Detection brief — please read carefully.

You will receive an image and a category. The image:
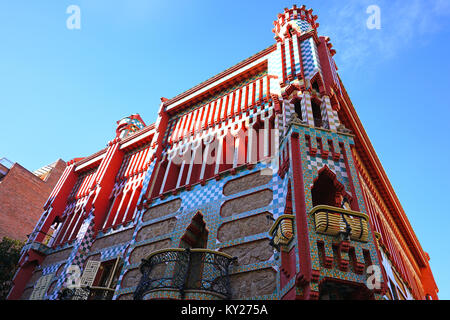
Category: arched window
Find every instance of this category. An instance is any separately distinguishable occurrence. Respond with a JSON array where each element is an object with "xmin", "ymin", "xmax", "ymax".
[
  {"xmin": 311, "ymin": 98, "xmax": 323, "ymax": 128},
  {"xmin": 310, "ymin": 73, "xmax": 325, "ymax": 96},
  {"xmin": 293, "ymin": 99, "xmax": 303, "ymax": 120},
  {"xmin": 312, "ymin": 81, "xmax": 321, "ymax": 94},
  {"xmin": 311, "ymin": 166, "xmax": 351, "ymax": 209}
]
